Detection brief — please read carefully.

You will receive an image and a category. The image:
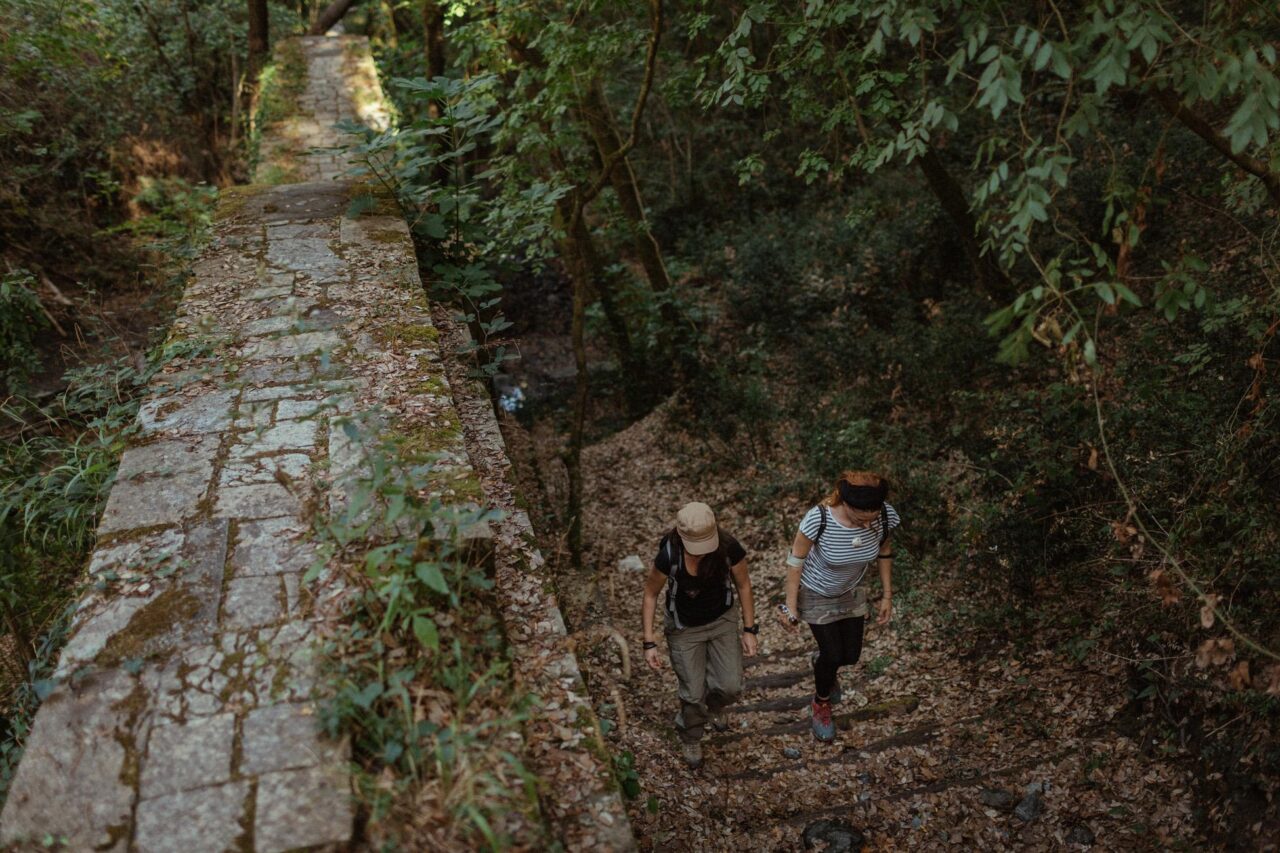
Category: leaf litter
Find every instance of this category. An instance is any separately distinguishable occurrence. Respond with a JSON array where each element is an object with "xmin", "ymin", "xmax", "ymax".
[{"xmin": 551, "ymin": 402, "xmax": 1210, "ymax": 851}]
